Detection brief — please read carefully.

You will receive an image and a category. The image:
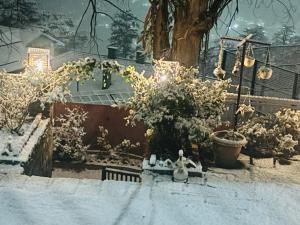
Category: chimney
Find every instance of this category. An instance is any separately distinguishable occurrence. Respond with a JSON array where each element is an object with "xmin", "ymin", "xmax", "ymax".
[
  {"xmin": 107, "ymin": 46, "xmax": 118, "ymax": 59},
  {"xmin": 136, "ymin": 51, "xmax": 145, "ymax": 64}
]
